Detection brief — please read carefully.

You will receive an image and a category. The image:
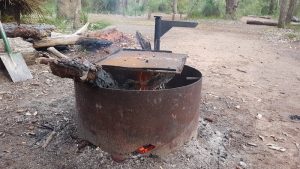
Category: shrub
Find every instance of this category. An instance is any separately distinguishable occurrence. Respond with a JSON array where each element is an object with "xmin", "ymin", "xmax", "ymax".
[{"xmin": 201, "ymin": 0, "xmax": 220, "ymax": 17}]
